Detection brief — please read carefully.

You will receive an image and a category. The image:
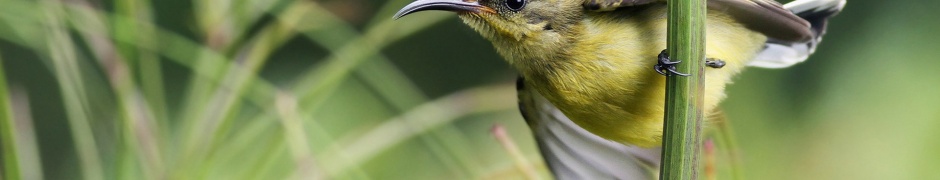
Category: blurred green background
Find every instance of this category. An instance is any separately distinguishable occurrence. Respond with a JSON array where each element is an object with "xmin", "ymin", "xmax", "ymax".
[{"xmin": 0, "ymin": 0, "xmax": 938, "ymax": 179}]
